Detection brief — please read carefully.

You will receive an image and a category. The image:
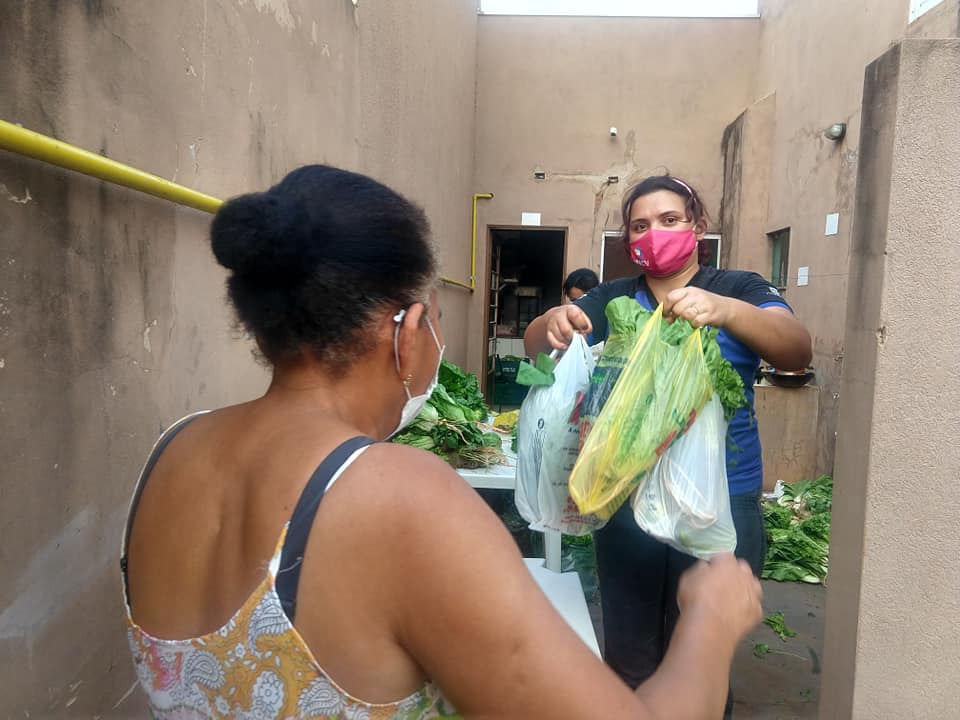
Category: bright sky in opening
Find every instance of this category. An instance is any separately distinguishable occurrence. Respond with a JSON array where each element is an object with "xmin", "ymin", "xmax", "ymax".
[{"xmin": 479, "ymin": 0, "xmax": 759, "ymax": 17}]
